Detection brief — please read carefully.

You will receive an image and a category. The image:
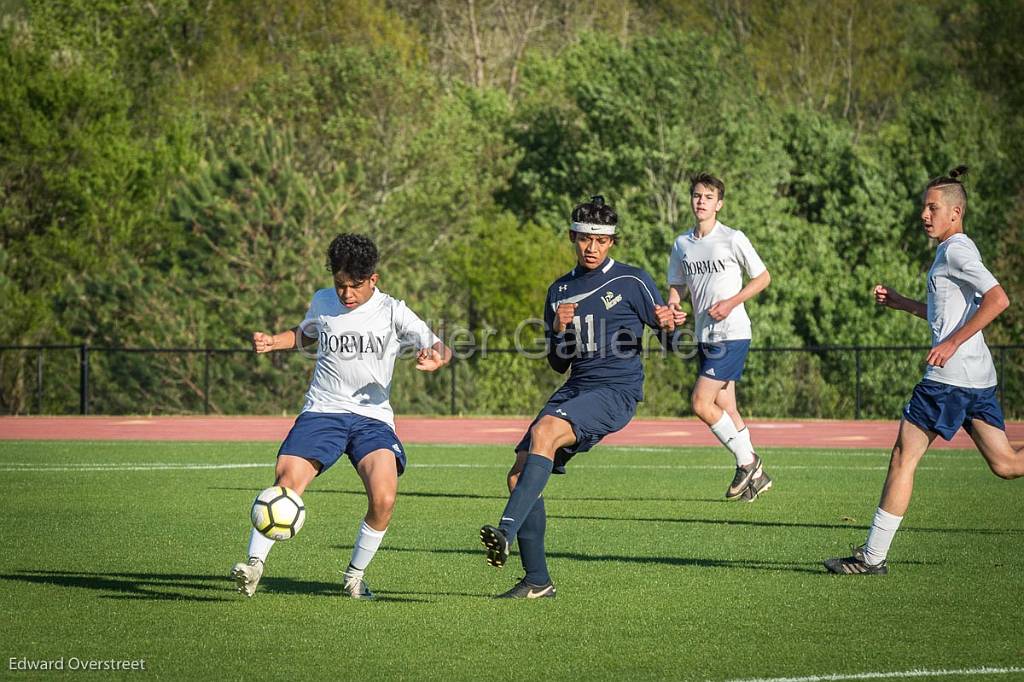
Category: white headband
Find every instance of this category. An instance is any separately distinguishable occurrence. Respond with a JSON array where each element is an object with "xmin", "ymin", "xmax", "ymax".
[{"xmin": 570, "ymin": 222, "xmax": 616, "ymax": 235}]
